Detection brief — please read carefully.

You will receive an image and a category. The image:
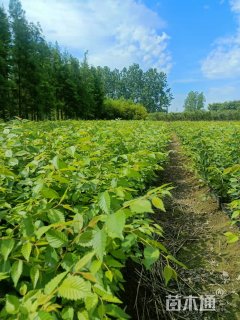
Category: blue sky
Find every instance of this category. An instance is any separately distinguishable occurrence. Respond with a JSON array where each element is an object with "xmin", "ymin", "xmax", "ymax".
[{"xmin": 1, "ymin": 0, "xmax": 240, "ymax": 111}]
